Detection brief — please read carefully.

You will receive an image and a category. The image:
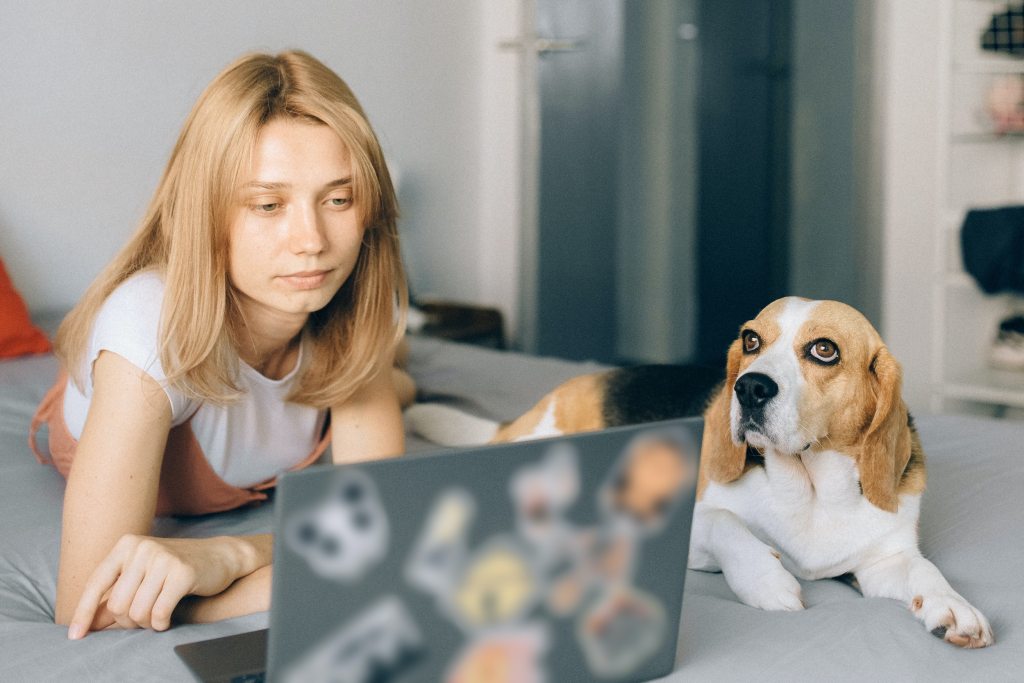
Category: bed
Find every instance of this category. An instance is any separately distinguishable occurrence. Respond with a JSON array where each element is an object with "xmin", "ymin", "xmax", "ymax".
[{"xmin": 2, "ymin": 312, "xmax": 1022, "ymax": 682}]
